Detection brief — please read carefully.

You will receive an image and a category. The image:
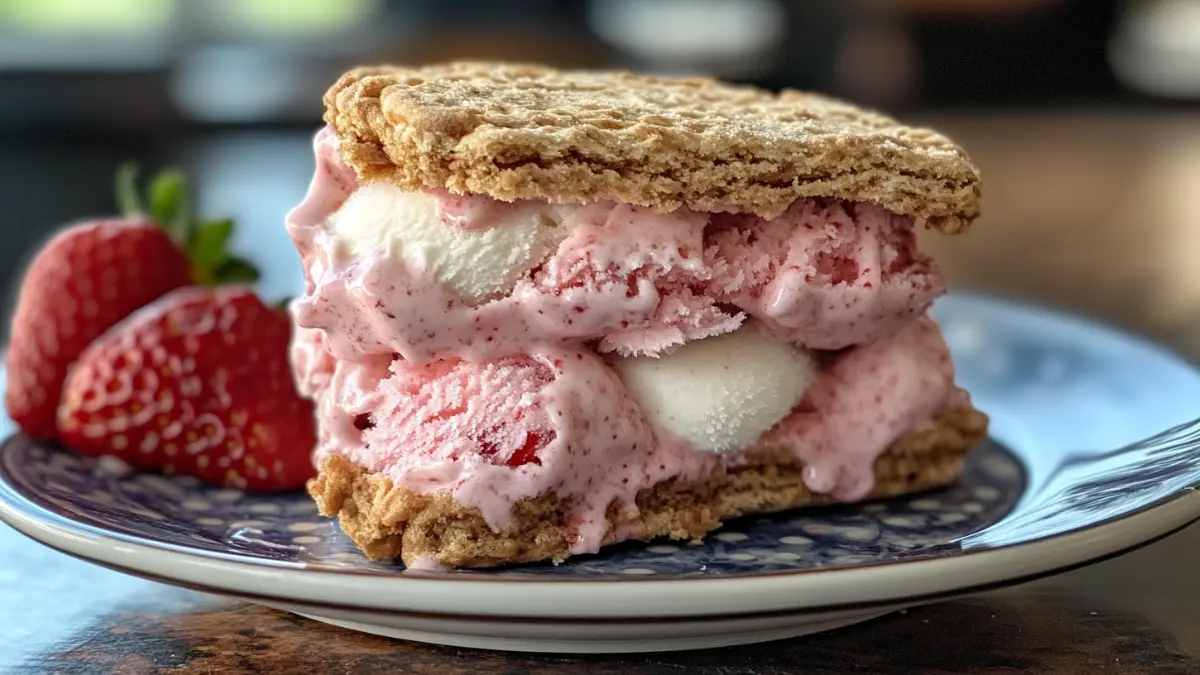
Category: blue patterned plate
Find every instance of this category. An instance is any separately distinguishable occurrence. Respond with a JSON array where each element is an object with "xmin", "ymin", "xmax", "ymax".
[{"xmin": 2, "ymin": 293, "xmax": 1200, "ymax": 653}]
